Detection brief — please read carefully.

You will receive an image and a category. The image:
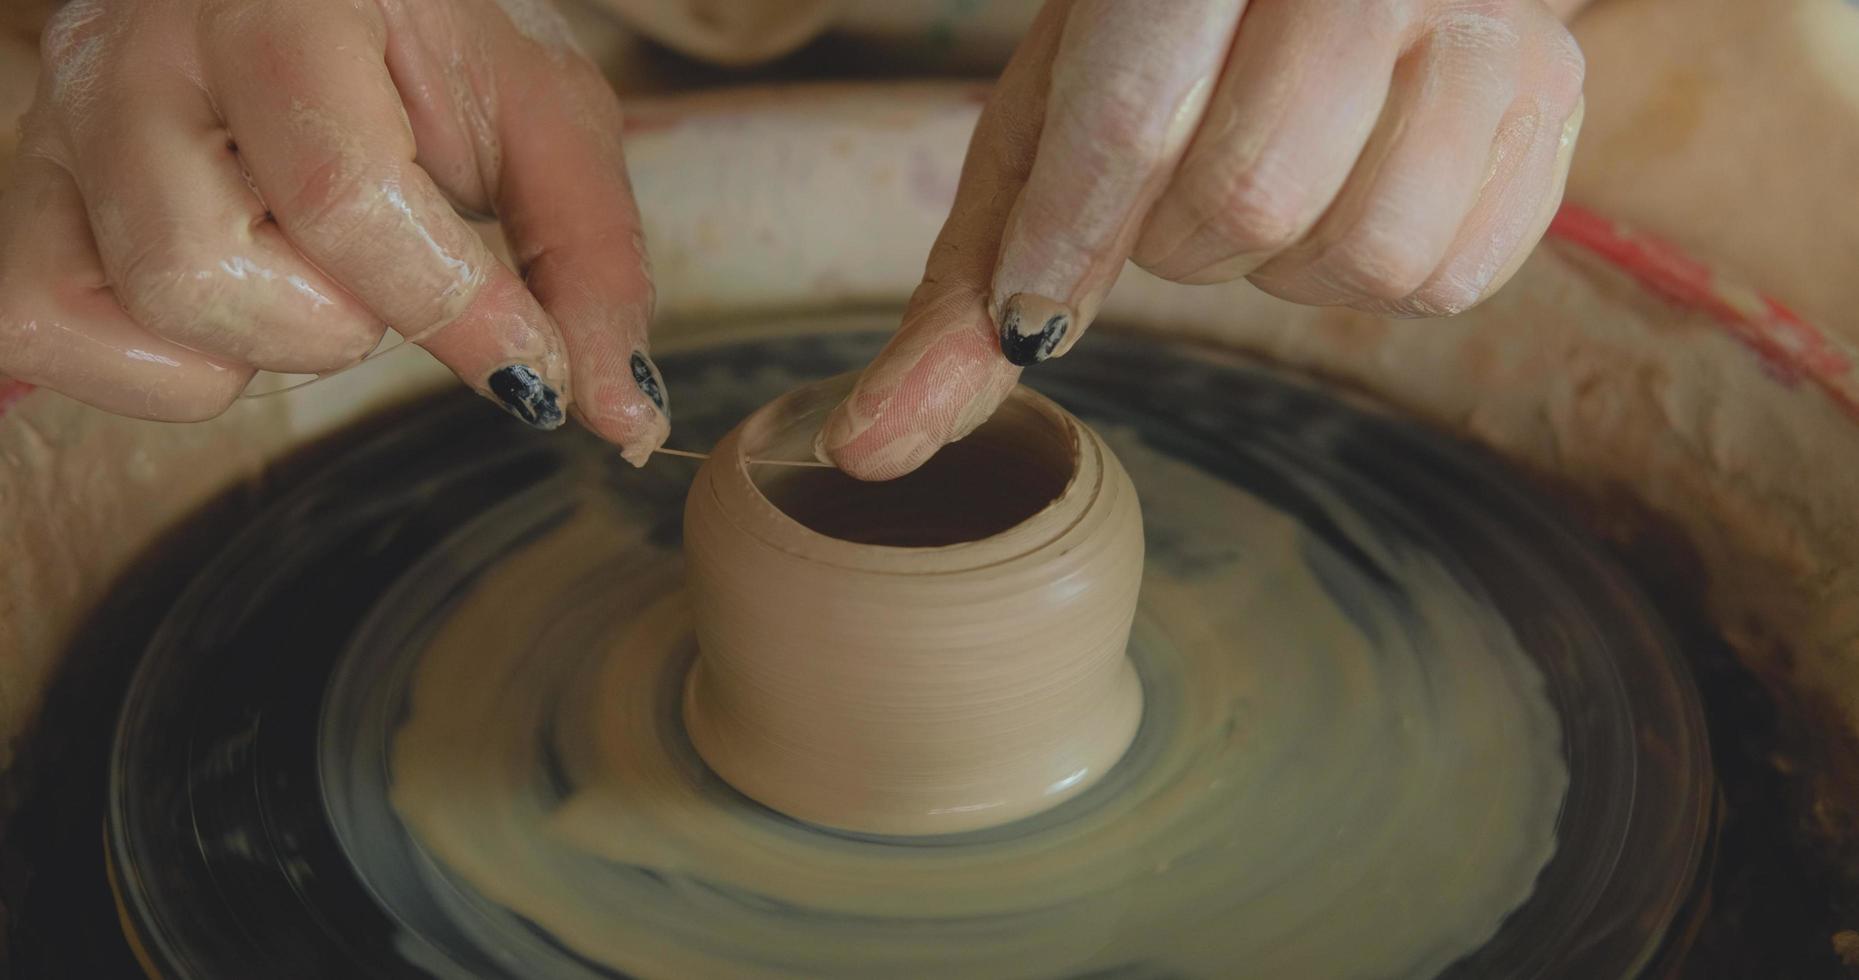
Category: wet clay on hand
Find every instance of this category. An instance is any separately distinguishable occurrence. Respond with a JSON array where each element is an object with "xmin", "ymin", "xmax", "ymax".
[{"xmin": 682, "ymin": 378, "xmax": 1144, "ymax": 835}]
